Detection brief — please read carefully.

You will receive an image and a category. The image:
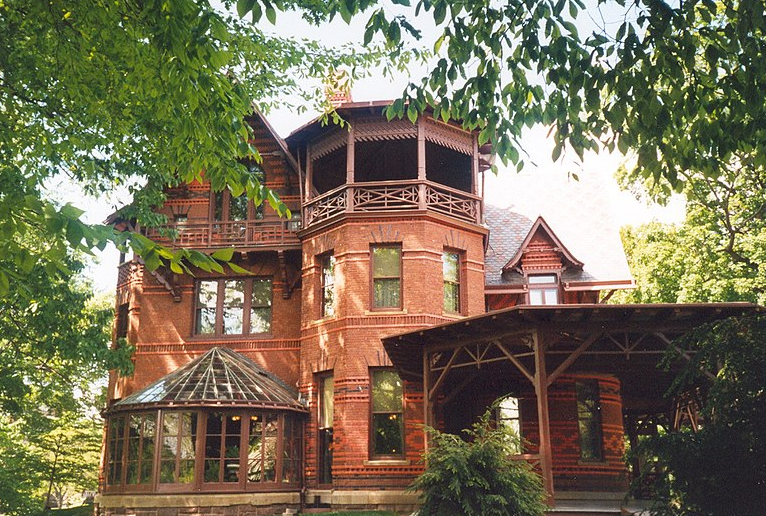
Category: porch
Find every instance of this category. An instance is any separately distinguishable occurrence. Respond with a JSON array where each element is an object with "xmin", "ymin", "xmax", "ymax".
[{"xmin": 382, "ymin": 303, "xmax": 760, "ymax": 508}]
